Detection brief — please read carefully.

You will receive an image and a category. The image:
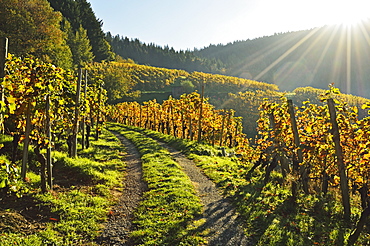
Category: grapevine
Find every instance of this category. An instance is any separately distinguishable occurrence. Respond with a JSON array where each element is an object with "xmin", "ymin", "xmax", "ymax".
[{"xmin": 0, "ymin": 54, "xmax": 107, "ymax": 193}]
